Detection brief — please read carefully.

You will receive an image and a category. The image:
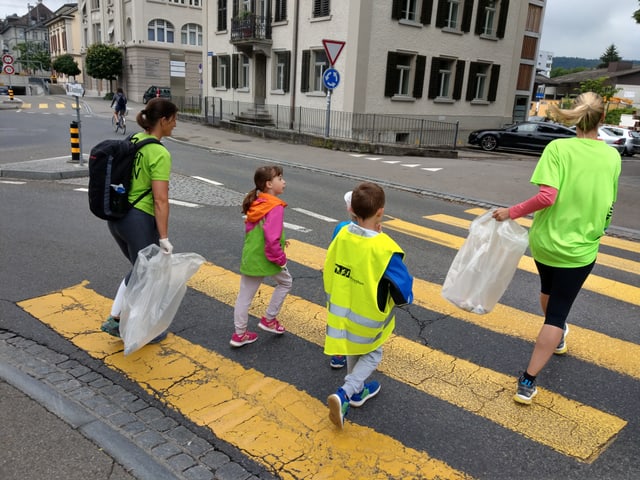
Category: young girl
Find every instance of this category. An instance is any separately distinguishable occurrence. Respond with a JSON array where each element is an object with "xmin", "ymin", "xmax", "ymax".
[{"xmin": 231, "ymin": 165, "xmax": 292, "ymax": 347}]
